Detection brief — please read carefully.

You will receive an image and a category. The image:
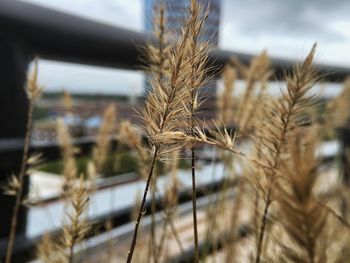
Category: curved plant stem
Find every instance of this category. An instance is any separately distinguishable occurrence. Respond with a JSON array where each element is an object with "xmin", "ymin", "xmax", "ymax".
[
  {"xmin": 147, "ymin": 176, "xmax": 157, "ymax": 263},
  {"xmin": 5, "ymin": 101, "xmax": 34, "ymax": 263},
  {"xmin": 255, "ymin": 191, "xmax": 271, "ymax": 263},
  {"xmin": 191, "ymin": 145, "xmax": 199, "ymax": 262},
  {"xmin": 155, "ymin": 209, "xmax": 185, "ymax": 262},
  {"xmin": 126, "ymin": 148, "xmax": 158, "ymax": 263},
  {"xmin": 318, "ymin": 201, "xmax": 350, "ymax": 229},
  {"xmin": 68, "ymin": 240, "xmax": 76, "ymax": 263}
]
